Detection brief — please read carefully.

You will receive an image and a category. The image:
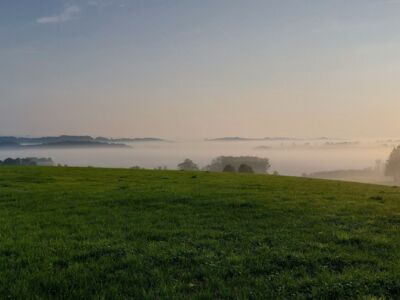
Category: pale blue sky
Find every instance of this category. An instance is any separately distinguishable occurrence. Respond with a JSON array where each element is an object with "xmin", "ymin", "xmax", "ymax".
[{"xmin": 1, "ymin": 0, "xmax": 400, "ymax": 138}]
